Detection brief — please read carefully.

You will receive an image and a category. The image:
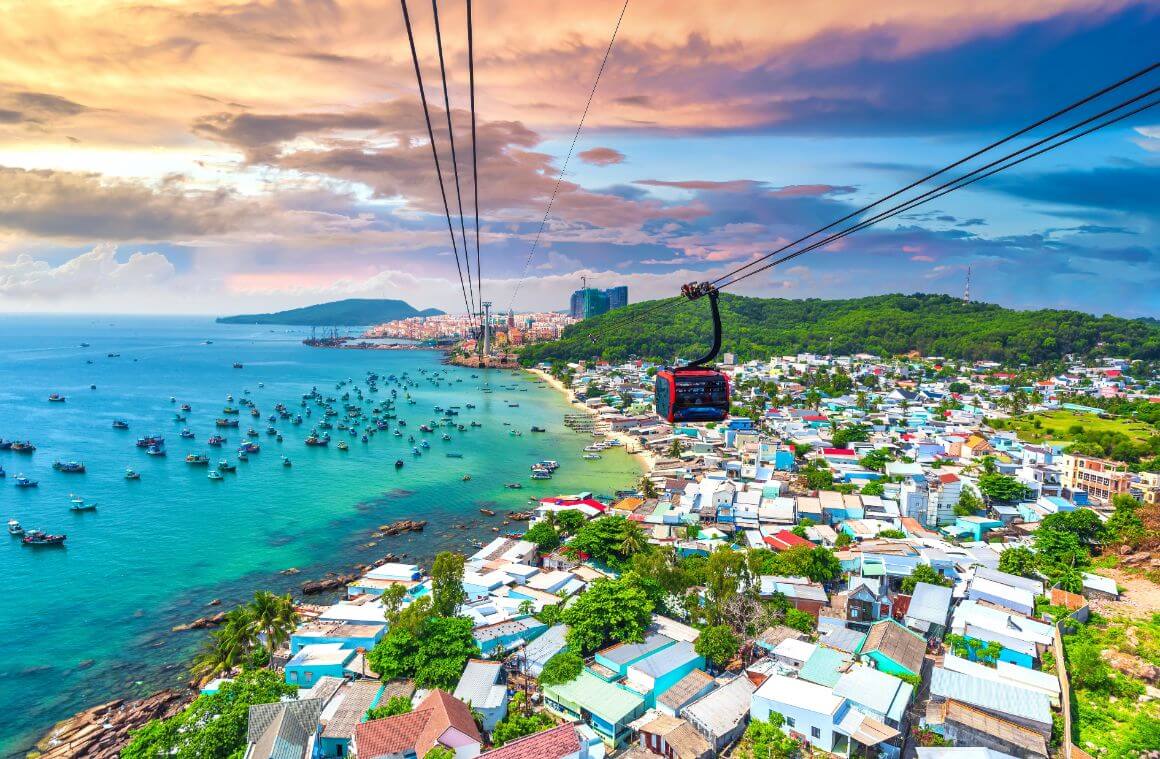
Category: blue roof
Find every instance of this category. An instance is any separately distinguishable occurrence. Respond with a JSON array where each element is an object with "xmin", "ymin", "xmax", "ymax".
[
  {"xmin": 630, "ymin": 641, "xmax": 701, "ymax": 678},
  {"xmin": 599, "ymin": 633, "xmax": 674, "ymax": 665}
]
